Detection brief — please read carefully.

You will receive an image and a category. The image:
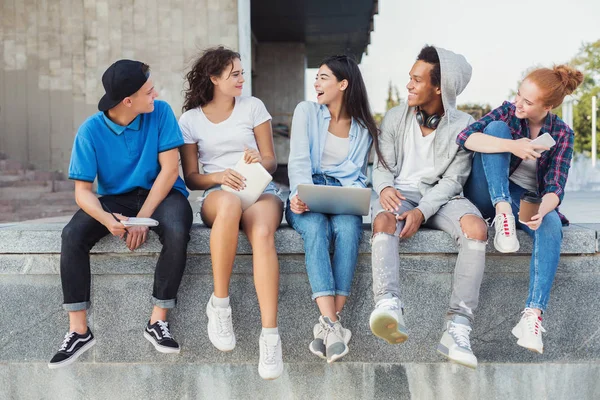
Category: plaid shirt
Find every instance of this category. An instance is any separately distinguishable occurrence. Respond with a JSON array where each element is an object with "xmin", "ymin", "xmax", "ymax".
[{"xmin": 456, "ymin": 101, "xmax": 574, "ymax": 225}]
